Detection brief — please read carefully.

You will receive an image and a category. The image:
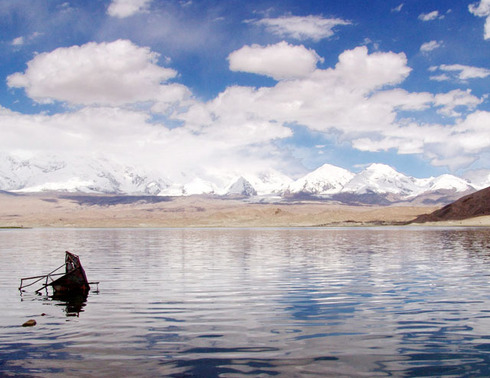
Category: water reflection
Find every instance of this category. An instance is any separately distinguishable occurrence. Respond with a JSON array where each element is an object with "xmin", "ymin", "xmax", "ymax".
[
  {"xmin": 2, "ymin": 228, "xmax": 490, "ymax": 376},
  {"xmin": 51, "ymin": 292, "xmax": 89, "ymax": 317},
  {"xmin": 20, "ymin": 290, "xmax": 90, "ymax": 317}
]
